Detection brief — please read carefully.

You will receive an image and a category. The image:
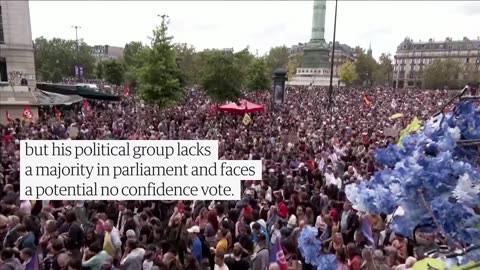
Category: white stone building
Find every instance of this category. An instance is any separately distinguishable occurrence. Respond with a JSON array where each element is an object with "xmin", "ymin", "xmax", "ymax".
[
  {"xmin": 393, "ymin": 37, "xmax": 480, "ymax": 89},
  {"xmin": 0, "ymin": 0, "xmax": 38, "ymax": 124}
]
